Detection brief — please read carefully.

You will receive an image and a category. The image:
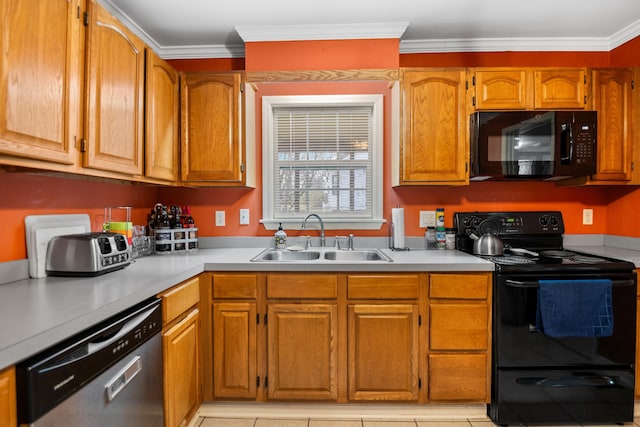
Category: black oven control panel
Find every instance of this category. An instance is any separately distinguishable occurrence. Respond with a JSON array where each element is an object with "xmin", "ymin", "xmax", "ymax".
[{"xmin": 454, "ymin": 211, "xmax": 565, "ymax": 237}]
